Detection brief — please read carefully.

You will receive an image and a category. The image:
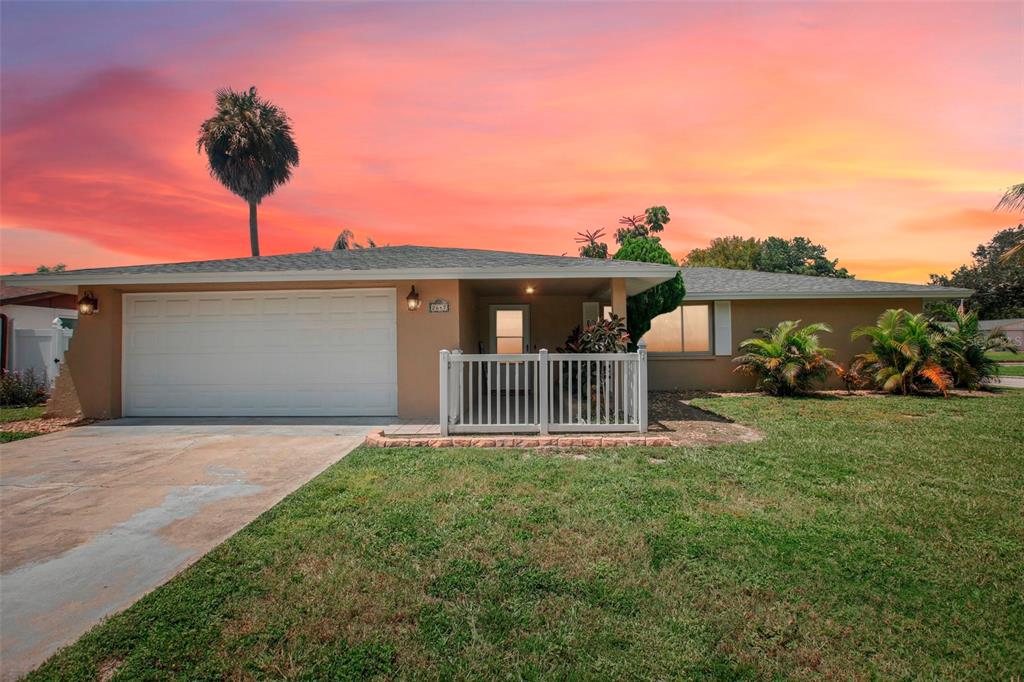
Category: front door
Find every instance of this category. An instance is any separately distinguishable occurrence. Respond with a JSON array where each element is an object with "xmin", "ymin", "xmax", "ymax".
[{"xmin": 488, "ymin": 304, "xmax": 531, "ymax": 392}]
